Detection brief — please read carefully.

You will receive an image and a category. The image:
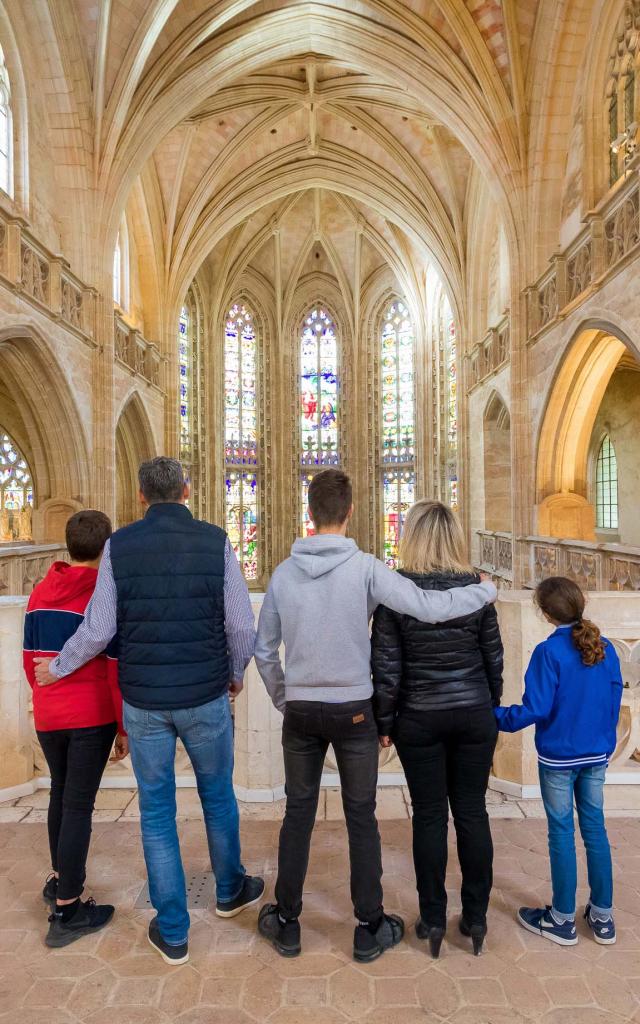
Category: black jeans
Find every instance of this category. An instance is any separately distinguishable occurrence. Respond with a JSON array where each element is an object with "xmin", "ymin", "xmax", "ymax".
[
  {"xmin": 275, "ymin": 699, "xmax": 383, "ymax": 922},
  {"xmin": 37, "ymin": 723, "xmax": 117, "ymax": 900},
  {"xmin": 394, "ymin": 706, "xmax": 498, "ymax": 929}
]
